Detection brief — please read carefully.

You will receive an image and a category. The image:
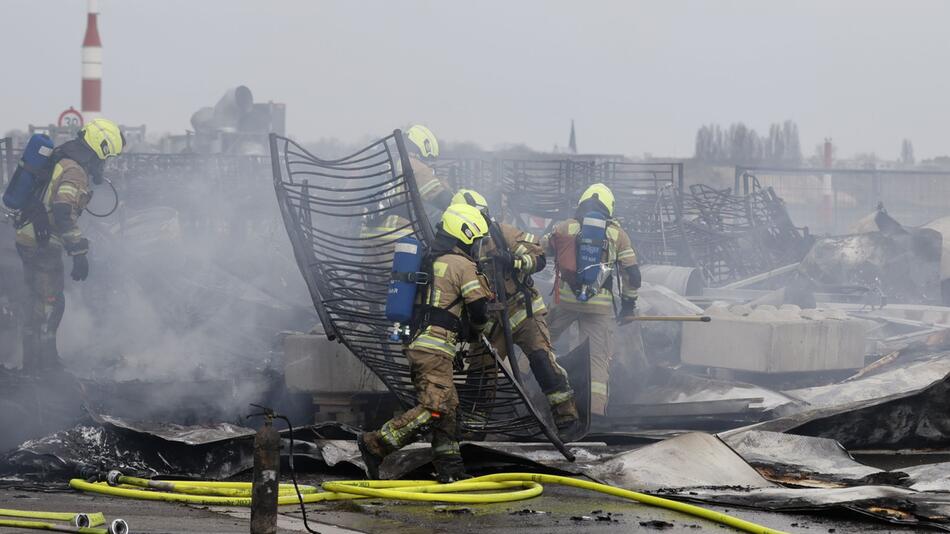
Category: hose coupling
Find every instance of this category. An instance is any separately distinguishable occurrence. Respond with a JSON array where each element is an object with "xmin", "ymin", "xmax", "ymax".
[
  {"xmin": 73, "ymin": 513, "xmax": 90, "ymax": 528},
  {"xmin": 106, "ymin": 470, "xmax": 123, "ymax": 487},
  {"xmin": 109, "ymin": 518, "xmax": 130, "ymax": 534}
]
